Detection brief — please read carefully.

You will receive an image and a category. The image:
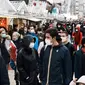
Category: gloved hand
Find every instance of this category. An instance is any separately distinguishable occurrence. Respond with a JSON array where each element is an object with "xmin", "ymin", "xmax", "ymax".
[{"xmin": 9, "ymin": 59, "xmax": 16, "ymax": 70}]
